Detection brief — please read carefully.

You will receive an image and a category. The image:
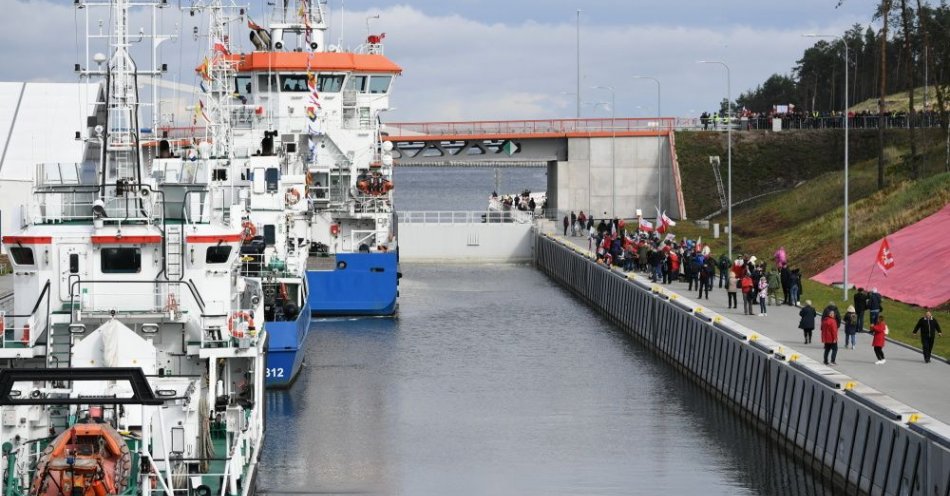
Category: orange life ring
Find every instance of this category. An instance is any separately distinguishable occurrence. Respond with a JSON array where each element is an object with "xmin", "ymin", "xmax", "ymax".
[
  {"xmin": 285, "ymin": 188, "xmax": 301, "ymax": 206},
  {"xmin": 241, "ymin": 220, "xmax": 257, "ymax": 241},
  {"xmin": 228, "ymin": 311, "xmax": 254, "ymax": 338}
]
